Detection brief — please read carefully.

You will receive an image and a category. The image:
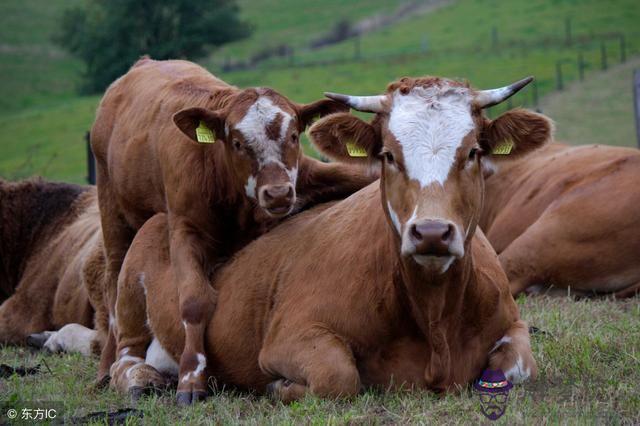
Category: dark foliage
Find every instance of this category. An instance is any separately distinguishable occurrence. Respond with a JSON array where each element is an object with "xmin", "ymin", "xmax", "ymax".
[{"xmin": 55, "ymin": 0, "xmax": 252, "ymax": 93}]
